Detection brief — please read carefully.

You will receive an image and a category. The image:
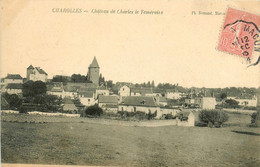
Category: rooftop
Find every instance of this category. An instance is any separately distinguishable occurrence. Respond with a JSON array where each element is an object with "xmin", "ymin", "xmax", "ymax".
[
  {"xmin": 99, "ymin": 95, "xmax": 118, "ymax": 104},
  {"xmin": 6, "ymin": 83, "xmax": 23, "ymax": 89},
  {"xmin": 89, "ymin": 57, "xmax": 99, "ymax": 68},
  {"xmin": 50, "ymin": 87, "xmax": 63, "ymax": 92},
  {"xmin": 131, "ymin": 88, "xmax": 153, "ymax": 95},
  {"xmin": 6, "ymin": 74, "xmax": 23, "ymax": 80},
  {"xmin": 120, "ymin": 96, "xmax": 158, "ymax": 107},
  {"xmin": 79, "ymin": 91, "xmax": 94, "ymax": 98},
  {"xmin": 35, "ymin": 67, "xmax": 48, "ymax": 75}
]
